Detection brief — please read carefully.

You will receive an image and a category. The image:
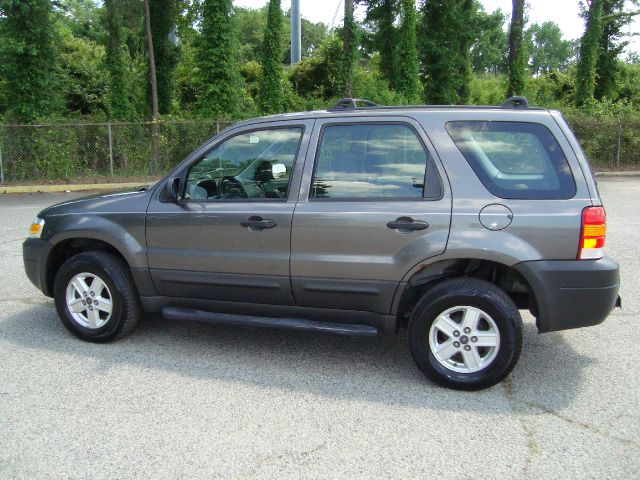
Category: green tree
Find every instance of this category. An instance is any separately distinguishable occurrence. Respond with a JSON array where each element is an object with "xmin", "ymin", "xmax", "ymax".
[
  {"xmin": 526, "ymin": 22, "xmax": 573, "ymax": 75},
  {"xmin": 420, "ymin": 0, "xmax": 475, "ymax": 104},
  {"xmin": 196, "ymin": 0, "xmax": 240, "ymax": 118},
  {"xmin": 58, "ymin": 24, "xmax": 109, "ymax": 116},
  {"xmin": 259, "ymin": 0, "xmax": 284, "ymax": 114},
  {"xmin": 507, "ymin": 0, "xmax": 526, "ymax": 96},
  {"xmin": 0, "ymin": 0, "xmax": 60, "ymax": 122},
  {"xmin": 615, "ymin": 61, "xmax": 640, "ymax": 105},
  {"xmin": 626, "ymin": 52, "xmax": 640, "ymax": 65},
  {"xmin": 455, "ymin": 0, "xmax": 475, "ymax": 103},
  {"xmin": 299, "ymin": 18, "xmax": 330, "ymax": 59},
  {"xmin": 470, "ymin": 8, "xmax": 507, "ymax": 74},
  {"xmin": 395, "ymin": 0, "xmax": 420, "ymax": 102},
  {"xmin": 149, "ymin": 0, "xmax": 178, "ymax": 114},
  {"xmin": 235, "ymin": 7, "xmax": 331, "ymax": 65},
  {"xmin": 575, "ymin": 0, "xmax": 604, "ymax": 107},
  {"xmin": 234, "ymin": 6, "xmax": 267, "ymax": 63},
  {"xmin": 360, "ymin": 0, "xmax": 397, "ymax": 87},
  {"xmin": 289, "ymin": 35, "xmax": 344, "ymax": 100},
  {"xmin": 594, "ymin": 0, "xmax": 640, "ymax": 100},
  {"xmin": 283, "ymin": 12, "xmax": 330, "ymax": 63},
  {"xmin": 174, "ymin": 32, "xmax": 199, "ymax": 113},
  {"xmin": 54, "ymin": 0, "xmax": 105, "ymax": 44},
  {"xmin": 0, "ymin": 77, "xmax": 7, "ymax": 117},
  {"xmin": 104, "ymin": 0, "xmax": 133, "ymax": 119}
]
